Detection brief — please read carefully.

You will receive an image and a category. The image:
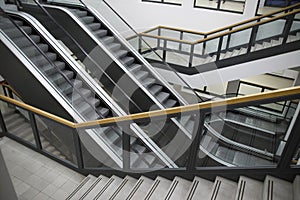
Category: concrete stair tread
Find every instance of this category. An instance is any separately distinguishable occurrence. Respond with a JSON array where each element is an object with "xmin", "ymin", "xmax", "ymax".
[
  {"xmin": 186, "ymin": 176, "xmax": 214, "ymax": 200},
  {"xmin": 210, "ymin": 176, "xmax": 238, "ymax": 200},
  {"xmin": 94, "ymin": 175, "xmax": 123, "ymax": 199},
  {"xmin": 263, "ymin": 175, "xmax": 293, "ymax": 200},
  {"xmin": 126, "ymin": 176, "xmax": 154, "ymax": 200},
  {"xmin": 66, "ymin": 174, "xmax": 97, "ymax": 200},
  {"xmin": 109, "ymin": 175, "xmax": 137, "ymax": 200},
  {"xmin": 235, "ymin": 176, "xmax": 263, "ymax": 200},
  {"xmin": 80, "ymin": 175, "xmax": 110, "ymax": 199},
  {"xmin": 145, "ymin": 176, "xmax": 172, "ymax": 200},
  {"xmin": 293, "ymin": 175, "xmax": 300, "ymax": 200},
  {"xmin": 164, "ymin": 176, "xmax": 192, "ymax": 200}
]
